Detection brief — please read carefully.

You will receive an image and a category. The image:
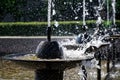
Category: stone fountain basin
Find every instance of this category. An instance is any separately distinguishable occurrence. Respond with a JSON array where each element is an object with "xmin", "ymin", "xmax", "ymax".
[
  {"xmin": 63, "ymin": 43, "xmax": 110, "ymax": 50},
  {"xmin": 0, "ymin": 36, "xmax": 94, "ymax": 80},
  {"xmin": 63, "ymin": 45, "xmax": 80, "ymax": 50},
  {"xmin": 3, "ymin": 53, "xmax": 93, "ymax": 70}
]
